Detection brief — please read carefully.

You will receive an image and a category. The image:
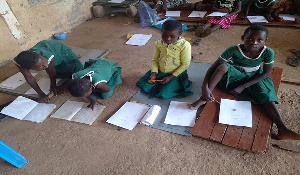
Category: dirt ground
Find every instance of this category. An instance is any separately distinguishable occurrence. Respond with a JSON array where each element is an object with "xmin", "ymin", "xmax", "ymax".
[{"xmin": 0, "ymin": 14, "xmax": 300, "ymax": 174}]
